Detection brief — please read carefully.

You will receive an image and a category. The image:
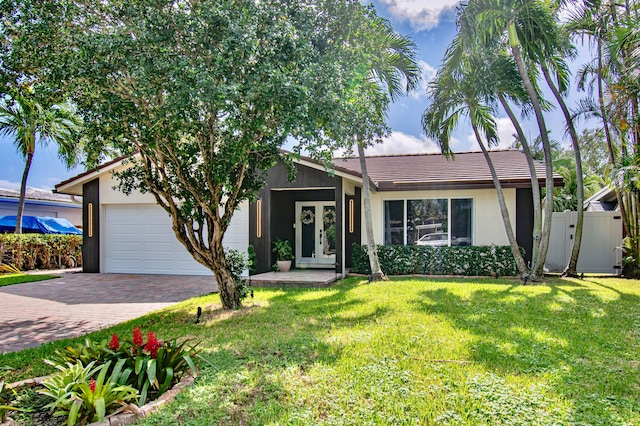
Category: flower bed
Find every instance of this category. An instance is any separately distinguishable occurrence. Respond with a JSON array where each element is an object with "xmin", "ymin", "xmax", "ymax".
[{"xmin": 1, "ymin": 328, "xmax": 198, "ymax": 425}]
